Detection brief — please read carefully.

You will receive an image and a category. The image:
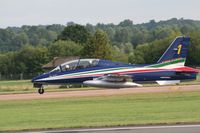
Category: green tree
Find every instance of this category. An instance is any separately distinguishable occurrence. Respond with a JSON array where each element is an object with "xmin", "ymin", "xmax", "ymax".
[
  {"xmin": 122, "ymin": 43, "xmax": 134, "ymax": 54},
  {"xmin": 57, "ymin": 24, "xmax": 90, "ymax": 44},
  {"xmin": 14, "ymin": 33, "xmax": 29, "ymax": 47},
  {"xmin": 49, "ymin": 40, "xmax": 82, "ymax": 58},
  {"xmin": 114, "ymin": 28, "xmax": 130, "ymax": 43},
  {"xmin": 118, "ymin": 19, "xmax": 133, "ymax": 27},
  {"xmin": 17, "ymin": 45, "xmax": 49, "ymax": 74},
  {"xmin": 128, "ymin": 51, "xmax": 145, "ymax": 64},
  {"xmin": 187, "ymin": 31, "xmax": 200, "ymax": 66},
  {"xmin": 0, "ymin": 53, "xmax": 11, "ymax": 74},
  {"xmin": 111, "ymin": 45, "xmax": 128, "ymax": 62},
  {"xmin": 82, "ymin": 29, "xmax": 112, "ymax": 59}
]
